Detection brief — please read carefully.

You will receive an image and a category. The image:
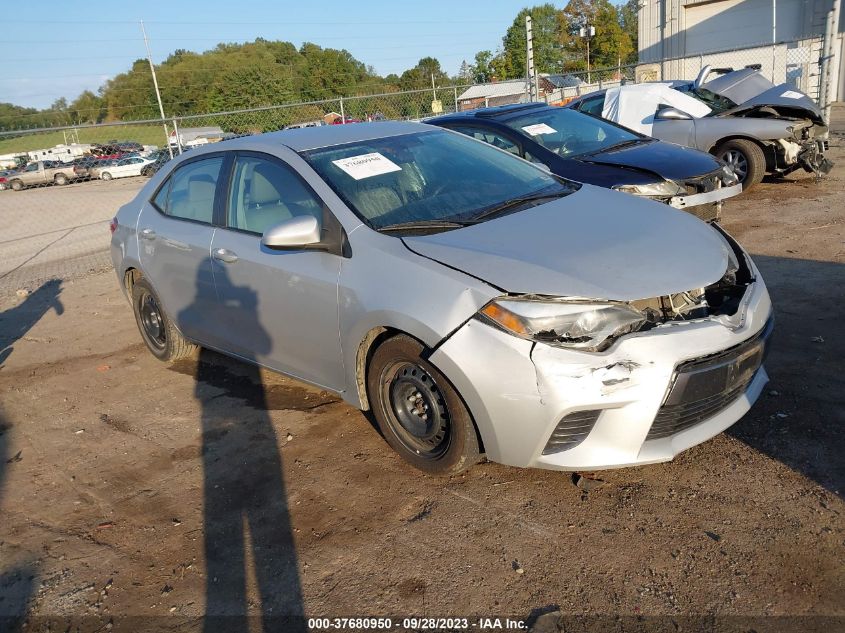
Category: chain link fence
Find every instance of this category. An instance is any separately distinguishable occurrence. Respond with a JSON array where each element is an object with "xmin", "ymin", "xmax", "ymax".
[{"xmin": 0, "ymin": 37, "xmax": 830, "ymax": 296}]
